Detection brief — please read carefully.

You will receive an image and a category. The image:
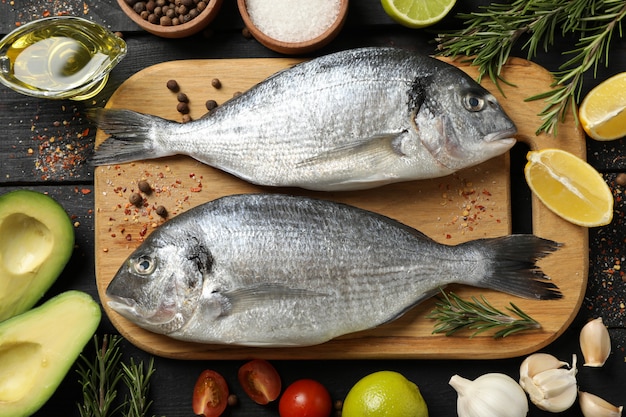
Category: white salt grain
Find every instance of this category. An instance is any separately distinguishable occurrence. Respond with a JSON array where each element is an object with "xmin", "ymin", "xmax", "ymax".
[{"xmin": 246, "ymin": 0, "xmax": 341, "ymax": 43}]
